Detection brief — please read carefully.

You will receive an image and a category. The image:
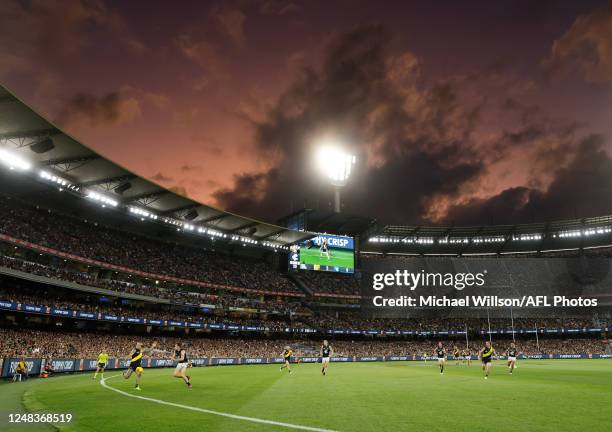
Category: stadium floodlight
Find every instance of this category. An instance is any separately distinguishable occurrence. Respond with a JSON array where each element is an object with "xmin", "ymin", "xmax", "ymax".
[
  {"xmin": 0, "ymin": 148, "xmax": 31, "ymax": 171},
  {"xmin": 86, "ymin": 191, "xmax": 118, "ymax": 207},
  {"xmin": 316, "ymin": 145, "xmax": 356, "ymax": 213}
]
